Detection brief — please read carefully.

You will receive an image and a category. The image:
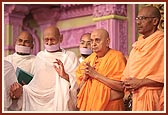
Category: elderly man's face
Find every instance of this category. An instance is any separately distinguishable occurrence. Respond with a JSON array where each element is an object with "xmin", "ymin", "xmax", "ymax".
[
  {"xmin": 136, "ymin": 7, "xmax": 158, "ymax": 37},
  {"xmin": 90, "ymin": 31, "xmax": 108, "ymax": 54},
  {"xmin": 43, "ymin": 28, "xmax": 60, "ymax": 46},
  {"xmin": 16, "ymin": 32, "xmax": 33, "ymax": 49}
]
